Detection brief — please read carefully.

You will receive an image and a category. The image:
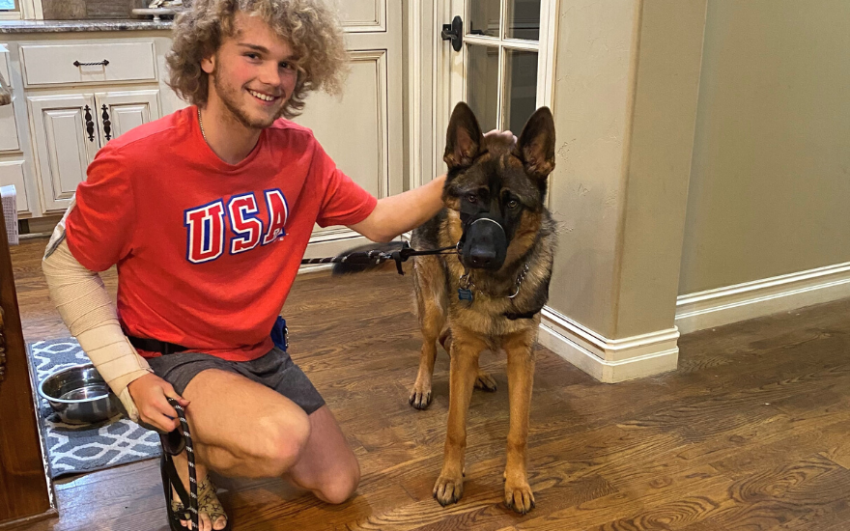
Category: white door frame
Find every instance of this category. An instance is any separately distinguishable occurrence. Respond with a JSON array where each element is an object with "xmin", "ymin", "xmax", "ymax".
[
  {"xmin": 405, "ymin": 0, "xmax": 559, "ymax": 190},
  {"xmin": 444, "ymin": 0, "xmax": 559, "ymax": 134}
]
